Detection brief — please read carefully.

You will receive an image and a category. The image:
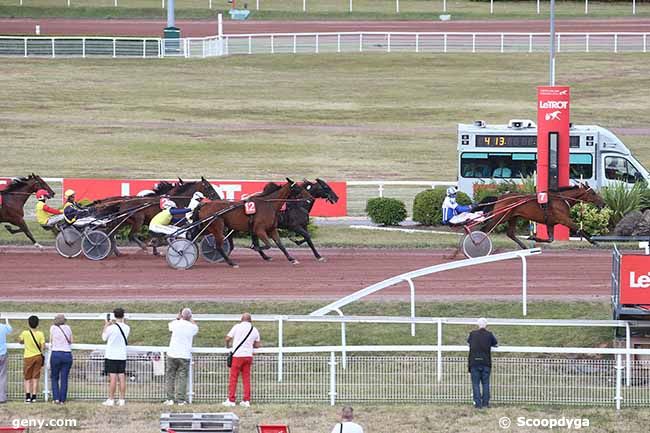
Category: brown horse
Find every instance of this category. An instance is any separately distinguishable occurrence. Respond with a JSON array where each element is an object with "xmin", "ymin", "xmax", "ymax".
[
  {"xmin": 197, "ymin": 179, "xmax": 308, "ymax": 267},
  {"xmin": 1, "ymin": 174, "xmax": 56, "ymax": 247},
  {"xmin": 478, "ymin": 183, "xmax": 605, "ymax": 250}
]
